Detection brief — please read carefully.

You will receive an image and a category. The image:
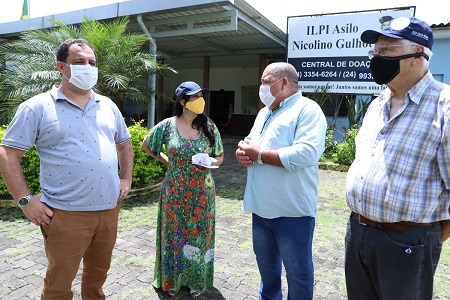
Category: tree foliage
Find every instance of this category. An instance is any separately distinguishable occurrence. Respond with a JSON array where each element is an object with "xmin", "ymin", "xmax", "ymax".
[{"xmin": 0, "ymin": 16, "xmax": 175, "ymax": 122}]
